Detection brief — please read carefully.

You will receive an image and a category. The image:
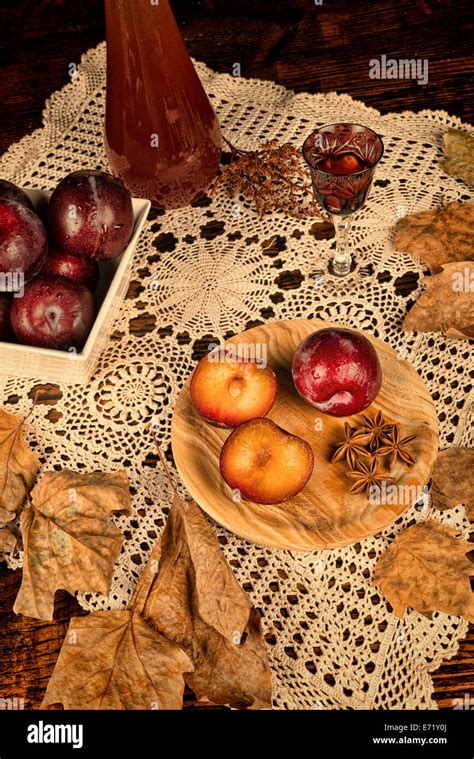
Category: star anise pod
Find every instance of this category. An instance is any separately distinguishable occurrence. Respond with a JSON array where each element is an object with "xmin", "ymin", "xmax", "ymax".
[
  {"xmin": 377, "ymin": 426, "xmax": 417, "ymax": 471},
  {"xmin": 358, "ymin": 411, "xmax": 395, "ymax": 452},
  {"xmin": 346, "ymin": 458, "xmax": 395, "ymax": 495},
  {"xmin": 331, "ymin": 423, "xmax": 371, "ymax": 469},
  {"xmin": 211, "ymin": 137, "xmax": 329, "ymax": 220}
]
